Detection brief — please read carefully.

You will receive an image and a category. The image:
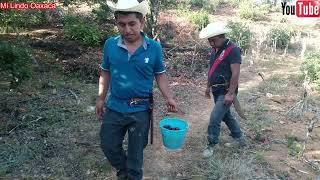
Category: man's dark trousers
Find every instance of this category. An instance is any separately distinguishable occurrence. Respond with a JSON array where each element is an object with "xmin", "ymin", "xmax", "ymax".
[{"xmin": 100, "ymin": 108, "xmax": 150, "ymax": 180}]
